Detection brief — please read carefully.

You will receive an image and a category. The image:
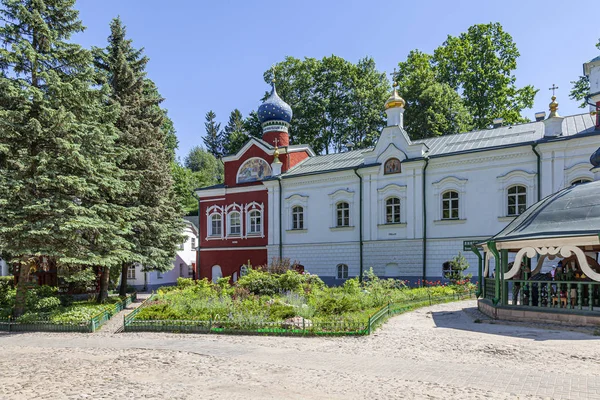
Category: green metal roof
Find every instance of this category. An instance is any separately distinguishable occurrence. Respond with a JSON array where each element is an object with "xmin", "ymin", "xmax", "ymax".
[
  {"xmin": 491, "ymin": 180, "xmax": 600, "ymax": 242},
  {"xmin": 281, "ymin": 113, "xmax": 598, "ymax": 177}
]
